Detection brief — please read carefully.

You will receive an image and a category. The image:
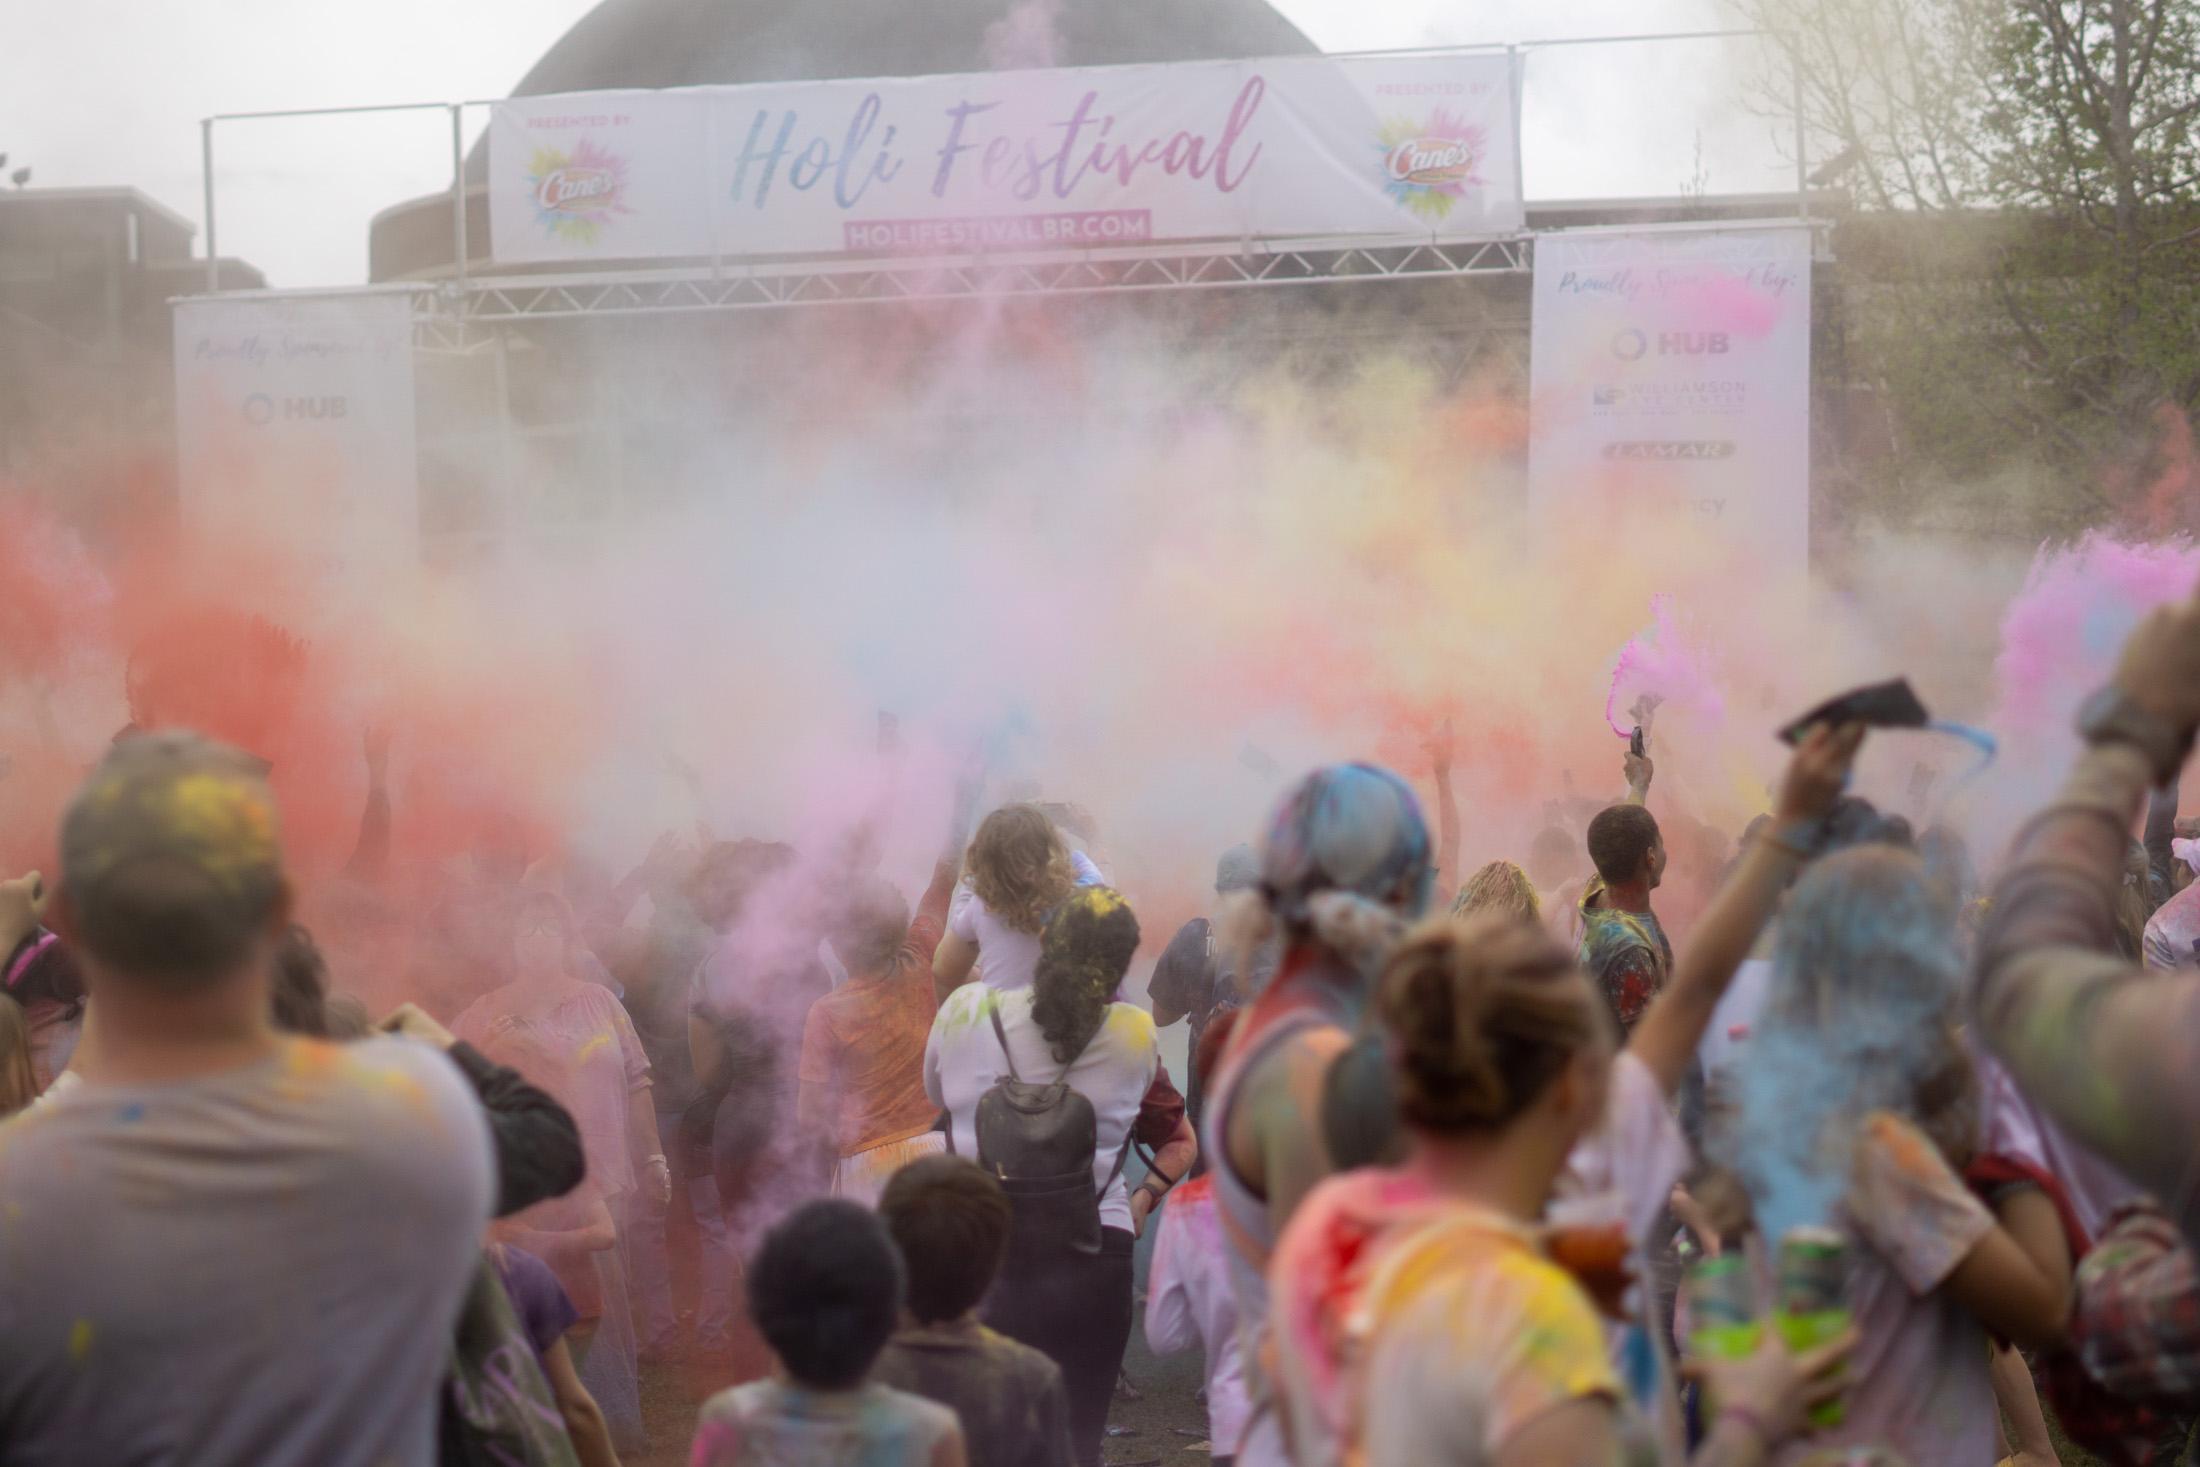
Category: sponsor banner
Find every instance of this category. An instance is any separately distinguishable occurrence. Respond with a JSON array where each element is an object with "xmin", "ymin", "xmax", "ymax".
[
  {"xmin": 489, "ymin": 52, "xmax": 1523, "ymax": 264},
  {"xmin": 173, "ymin": 293, "xmax": 419, "ymax": 567},
  {"xmin": 1527, "ymin": 226, "xmax": 1813, "ymax": 570}
]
